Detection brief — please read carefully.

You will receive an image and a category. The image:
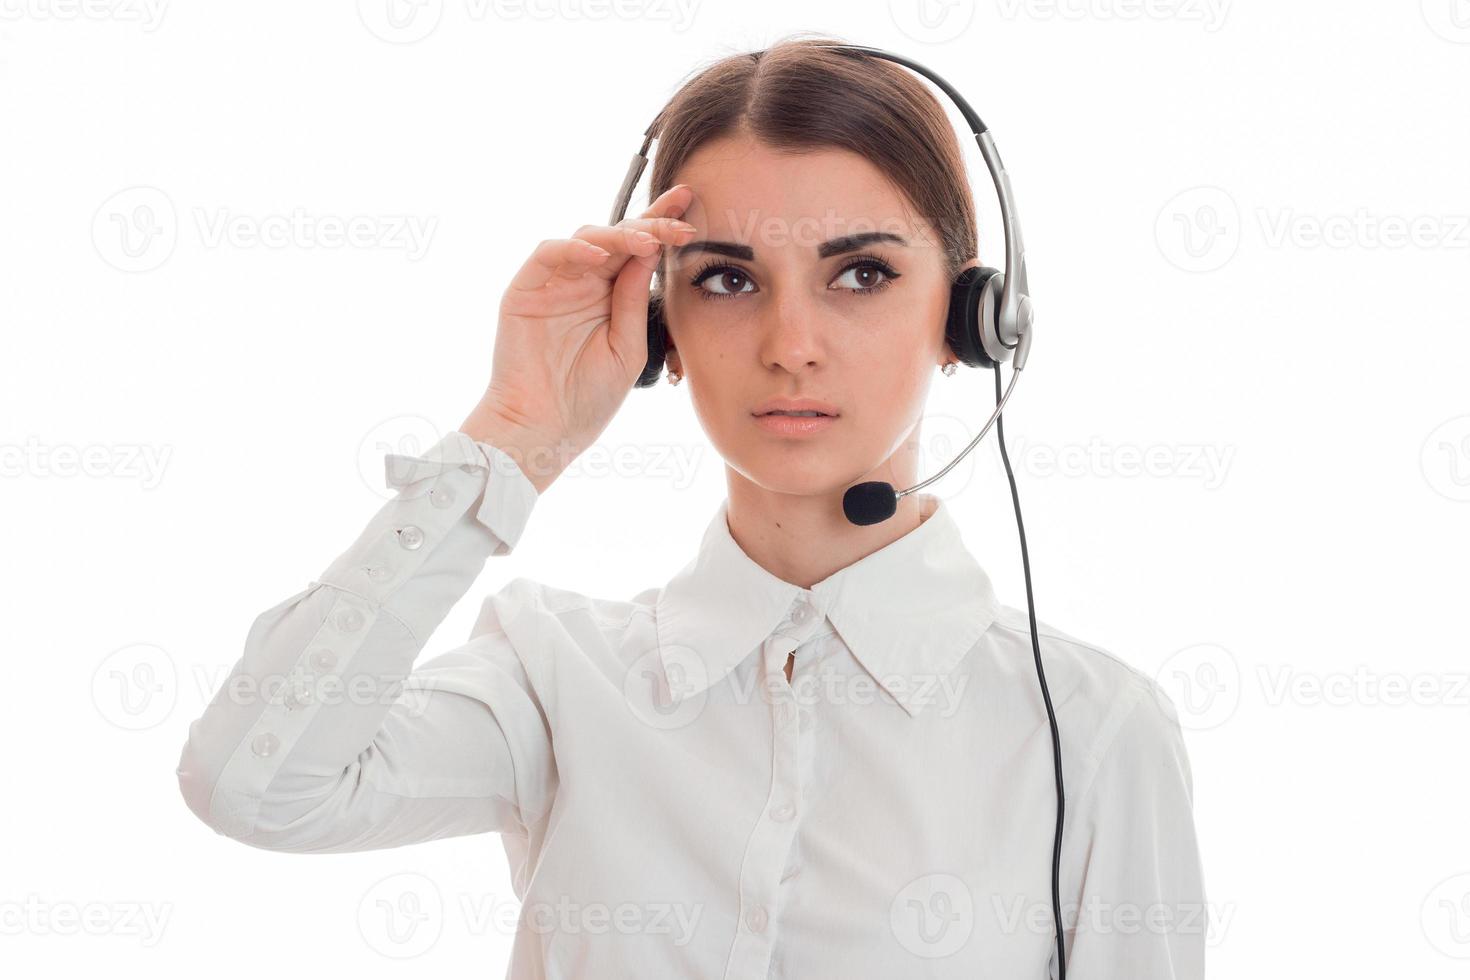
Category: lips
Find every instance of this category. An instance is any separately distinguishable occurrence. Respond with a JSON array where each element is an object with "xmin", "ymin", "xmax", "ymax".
[
  {"xmin": 752, "ymin": 398, "xmax": 840, "ymax": 417},
  {"xmin": 753, "ymin": 411, "xmax": 837, "ymax": 436}
]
